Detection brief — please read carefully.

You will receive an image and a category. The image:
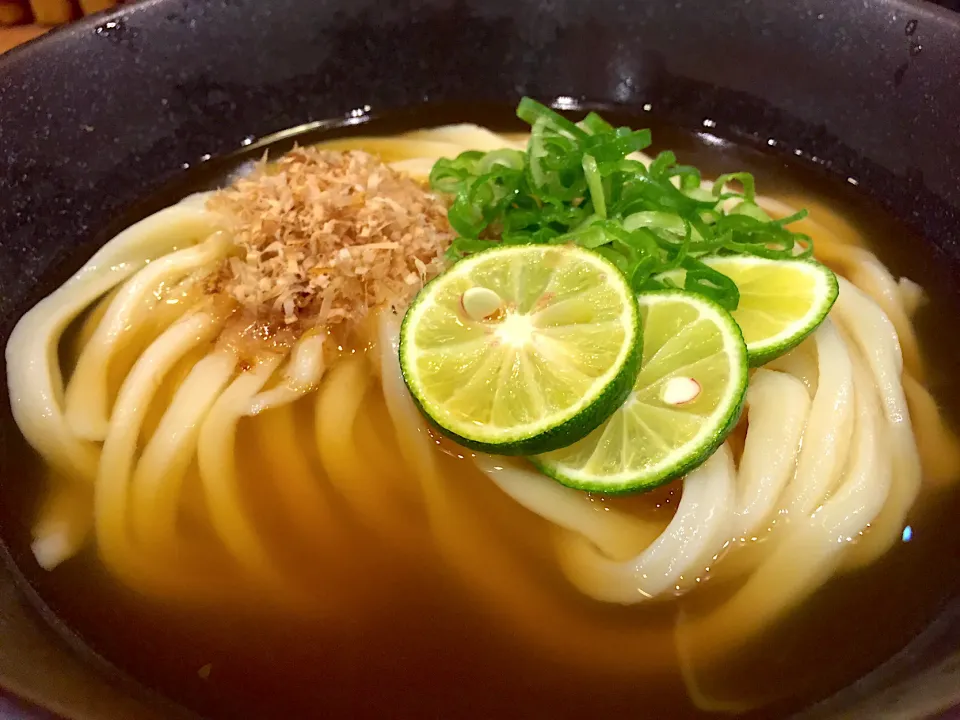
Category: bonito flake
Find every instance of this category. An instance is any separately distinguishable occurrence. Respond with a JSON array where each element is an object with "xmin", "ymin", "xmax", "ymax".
[{"xmin": 208, "ymin": 147, "xmax": 453, "ymax": 330}]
